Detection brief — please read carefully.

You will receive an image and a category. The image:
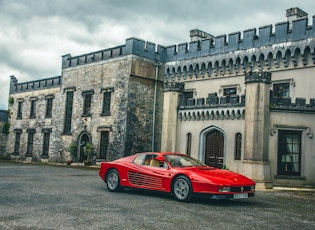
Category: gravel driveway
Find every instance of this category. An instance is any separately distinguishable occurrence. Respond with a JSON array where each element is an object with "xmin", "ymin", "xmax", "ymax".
[{"xmin": 0, "ymin": 161, "xmax": 314, "ymax": 230}]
